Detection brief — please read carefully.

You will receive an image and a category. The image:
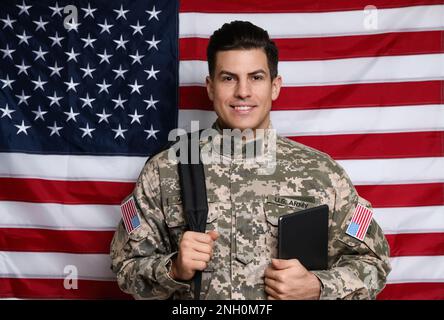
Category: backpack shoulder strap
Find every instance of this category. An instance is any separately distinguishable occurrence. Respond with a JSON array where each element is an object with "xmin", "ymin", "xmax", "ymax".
[{"xmin": 177, "ymin": 130, "xmax": 208, "ymax": 300}]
